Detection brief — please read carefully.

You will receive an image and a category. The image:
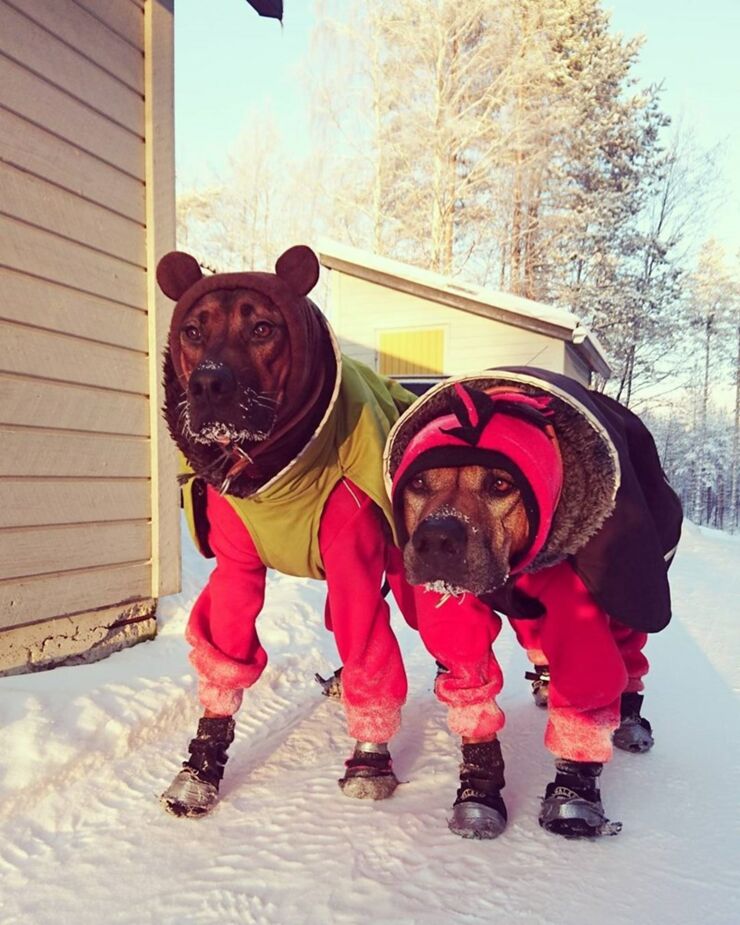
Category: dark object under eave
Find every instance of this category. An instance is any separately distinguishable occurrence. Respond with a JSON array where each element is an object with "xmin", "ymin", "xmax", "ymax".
[{"xmin": 245, "ymin": 0, "xmax": 283, "ymax": 20}]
